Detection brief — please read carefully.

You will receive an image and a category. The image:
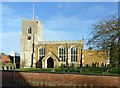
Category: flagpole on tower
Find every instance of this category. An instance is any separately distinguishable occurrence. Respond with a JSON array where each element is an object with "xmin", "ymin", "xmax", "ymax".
[{"xmin": 33, "ymin": 3, "xmax": 34, "ymax": 20}]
